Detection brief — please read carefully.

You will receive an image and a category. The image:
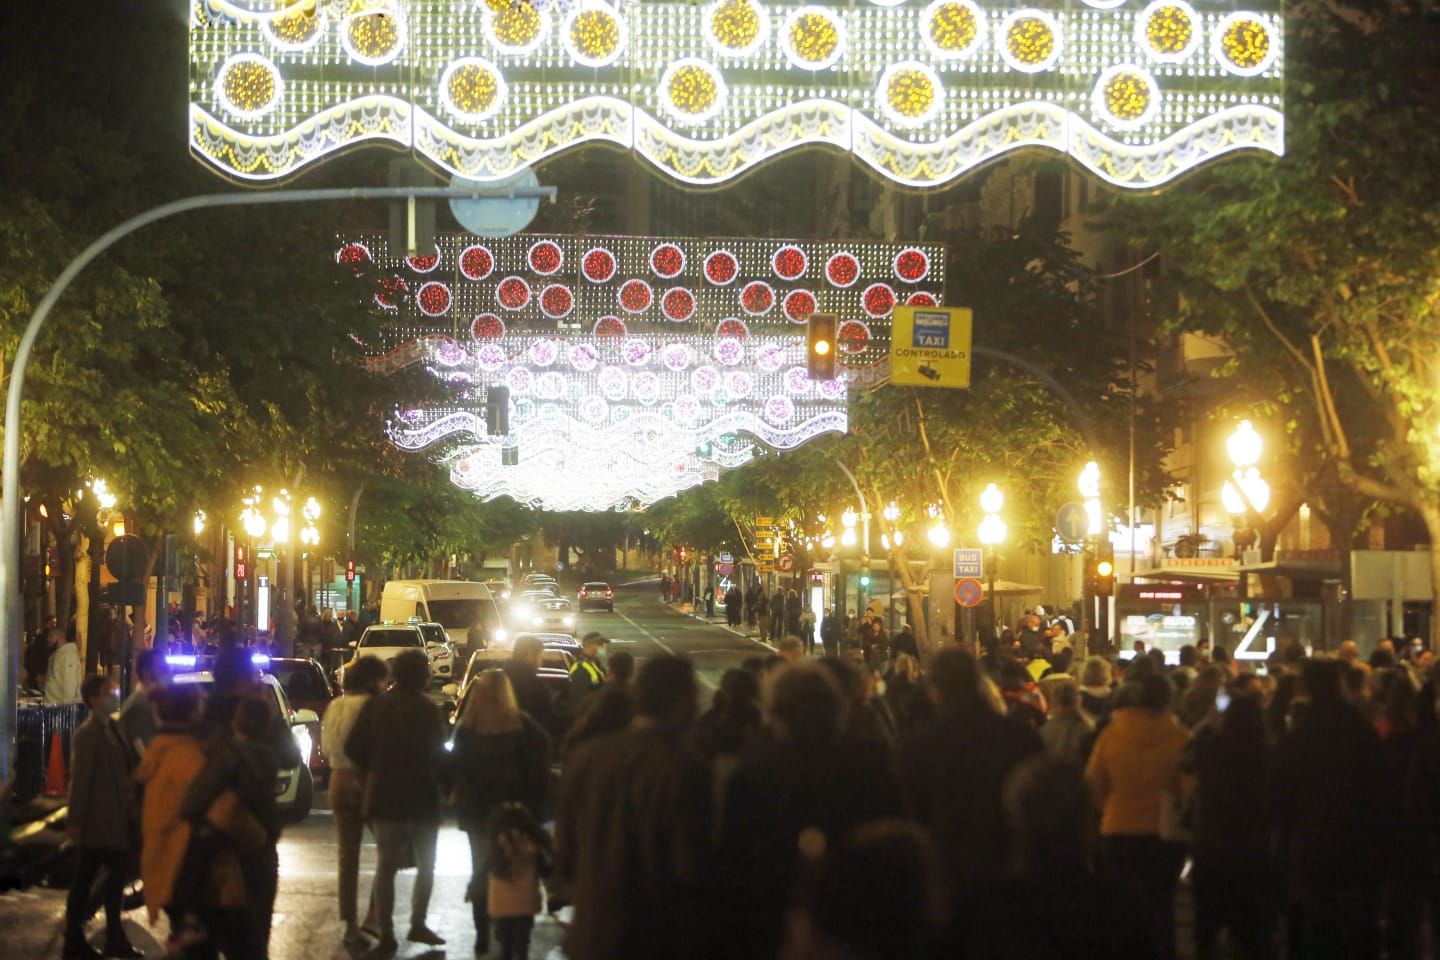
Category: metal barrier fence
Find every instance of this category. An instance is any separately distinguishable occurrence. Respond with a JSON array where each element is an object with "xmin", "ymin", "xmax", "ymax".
[{"xmin": 11, "ymin": 702, "xmax": 87, "ymax": 803}]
